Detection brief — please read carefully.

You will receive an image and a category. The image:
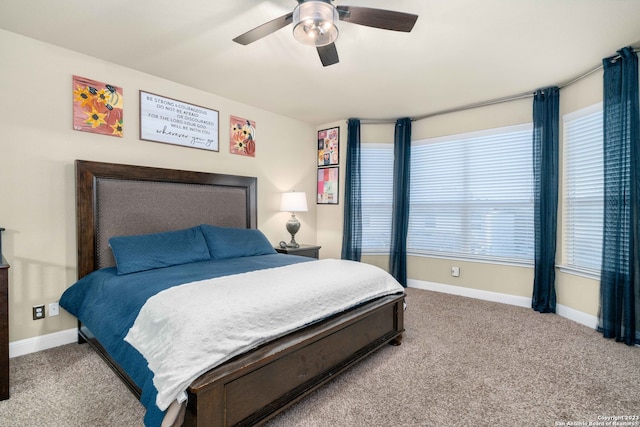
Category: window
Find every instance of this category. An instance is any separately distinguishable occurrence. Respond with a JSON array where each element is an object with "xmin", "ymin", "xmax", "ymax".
[
  {"xmin": 562, "ymin": 103, "xmax": 603, "ymax": 276},
  {"xmin": 361, "ymin": 143, "xmax": 394, "ymax": 254},
  {"xmin": 408, "ymin": 124, "xmax": 534, "ymax": 264}
]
